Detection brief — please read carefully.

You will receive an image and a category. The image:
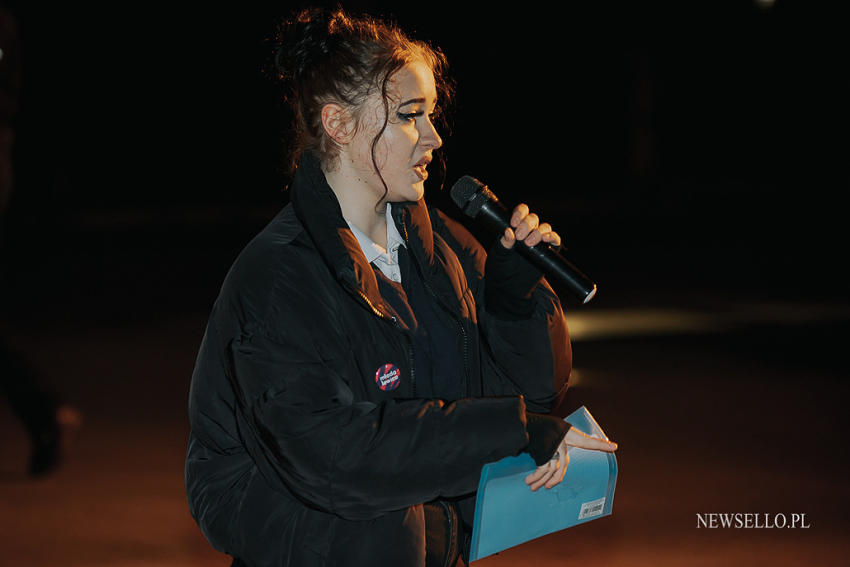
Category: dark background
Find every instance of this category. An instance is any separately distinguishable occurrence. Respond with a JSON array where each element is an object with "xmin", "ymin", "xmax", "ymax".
[
  {"xmin": 5, "ymin": 0, "xmax": 847, "ymax": 318},
  {"xmin": 1, "ymin": 1, "xmax": 848, "ymax": 566}
]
